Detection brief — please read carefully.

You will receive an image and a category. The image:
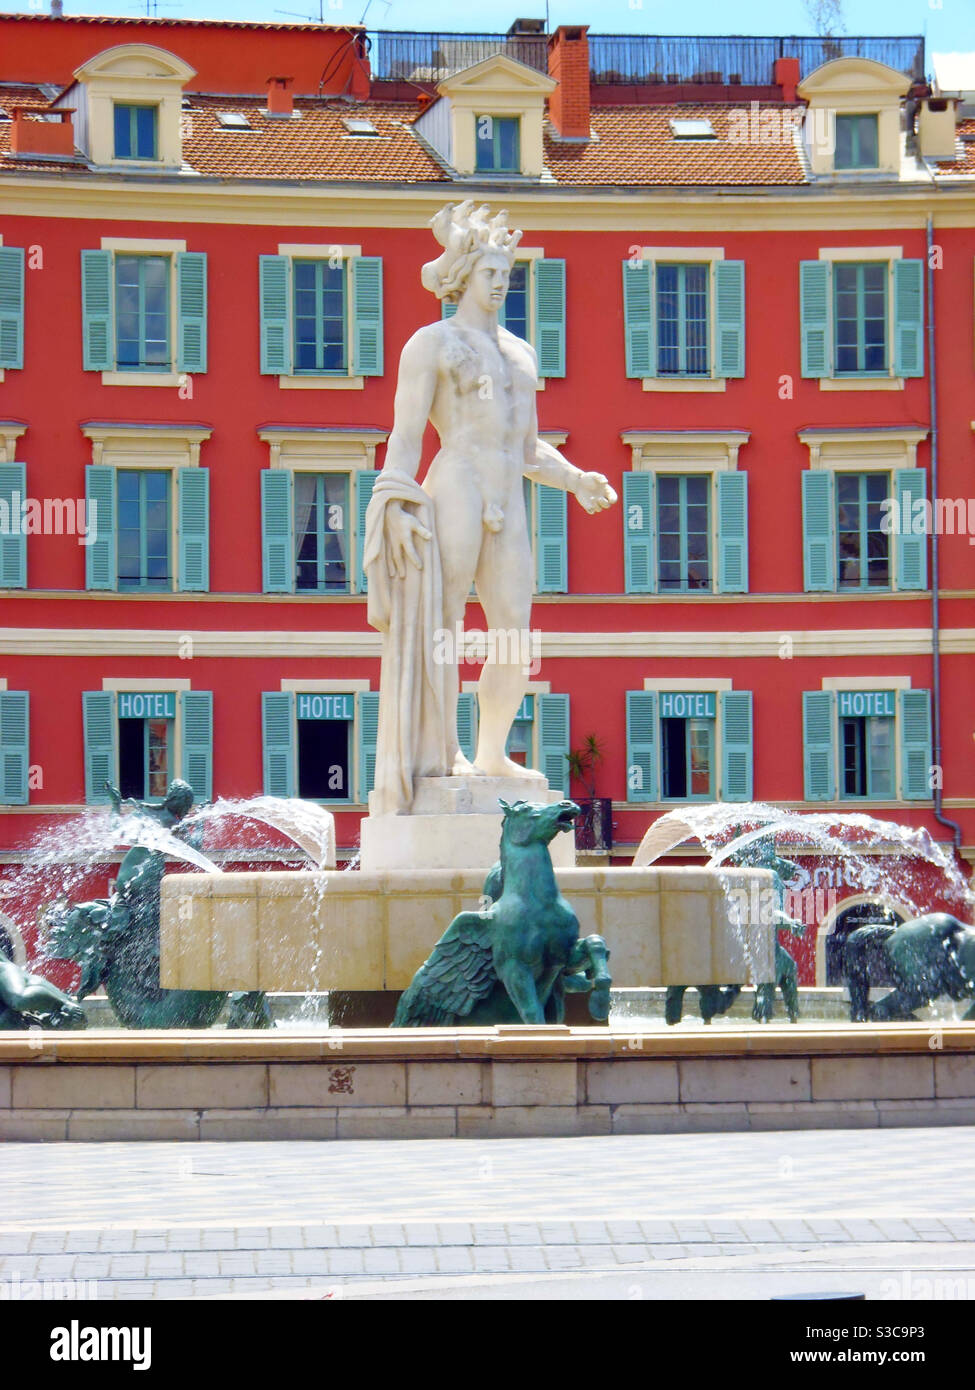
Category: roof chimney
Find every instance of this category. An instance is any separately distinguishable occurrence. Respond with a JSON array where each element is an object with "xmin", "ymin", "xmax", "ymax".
[
  {"xmin": 50, "ymin": 0, "xmax": 64, "ymax": 14},
  {"xmin": 547, "ymin": 25, "xmax": 590, "ymax": 140},
  {"xmin": 266, "ymin": 76, "xmax": 294, "ymax": 118},
  {"xmin": 774, "ymin": 57, "xmax": 800, "ymax": 104},
  {"xmin": 918, "ymin": 97, "xmax": 959, "ymax": 160}
]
